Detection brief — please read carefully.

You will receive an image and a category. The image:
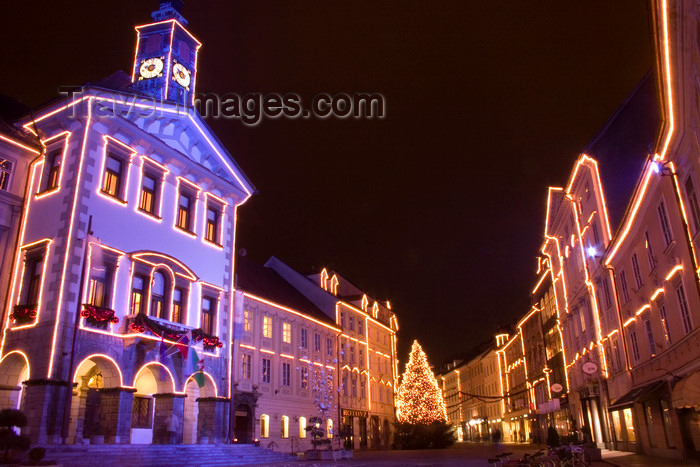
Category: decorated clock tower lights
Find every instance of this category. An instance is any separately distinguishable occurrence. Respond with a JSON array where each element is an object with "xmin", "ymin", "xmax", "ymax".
[{"xmin": 132, "ymin": 0, "xmax": 201, "ymax": 107}]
